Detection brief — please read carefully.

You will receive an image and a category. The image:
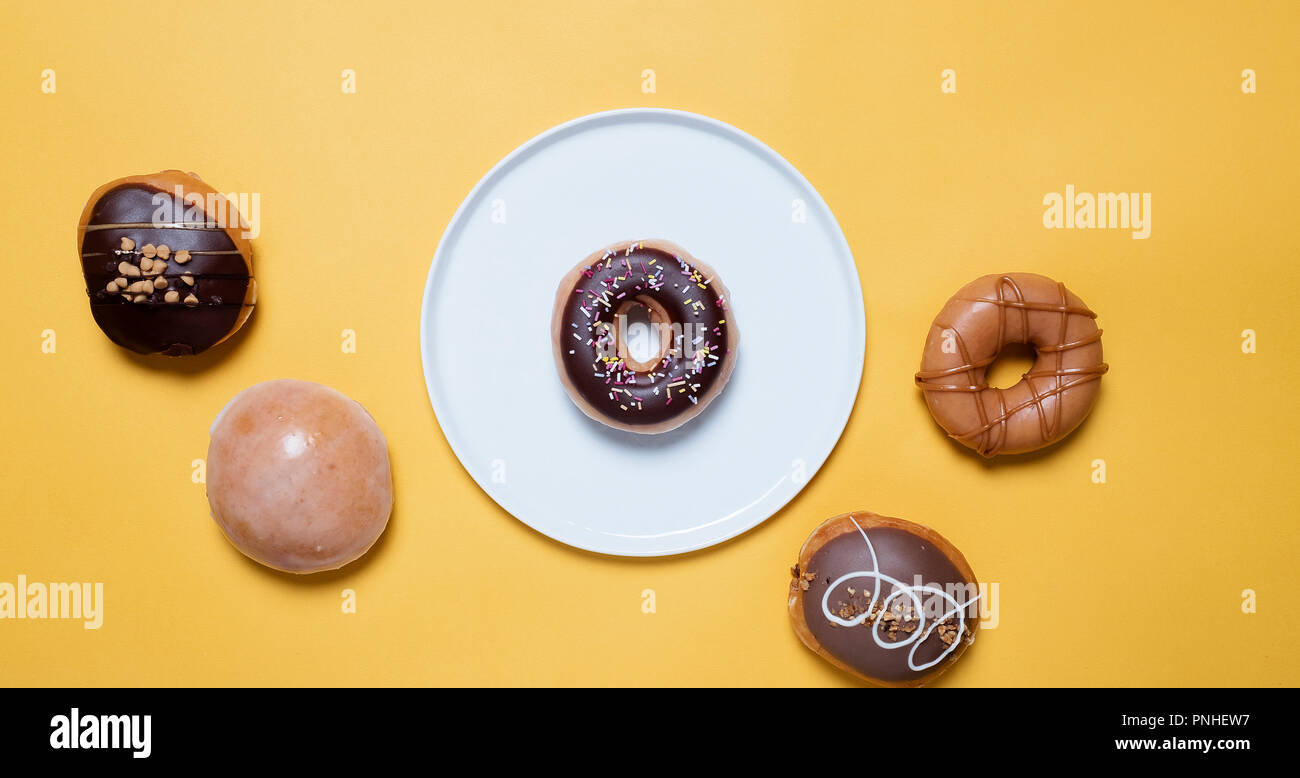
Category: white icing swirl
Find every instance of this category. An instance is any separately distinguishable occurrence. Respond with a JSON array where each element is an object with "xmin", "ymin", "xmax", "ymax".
[{"xmin": 819, "ymin": 517, "xmax": 981, "ymax": 673}]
